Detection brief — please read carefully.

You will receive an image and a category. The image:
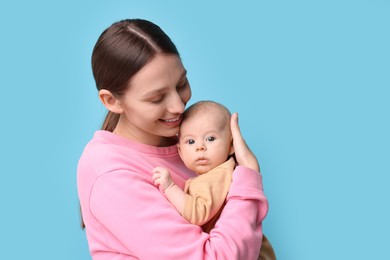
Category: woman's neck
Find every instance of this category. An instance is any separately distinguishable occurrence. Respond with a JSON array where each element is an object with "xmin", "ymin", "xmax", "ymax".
[
  {"xmin": 158, "ymin": 136, "xmax": 178, "ymax": 147},
  {"xmin": 113, "ymin": 126, "xmax": 177, "ymax": 147}
]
